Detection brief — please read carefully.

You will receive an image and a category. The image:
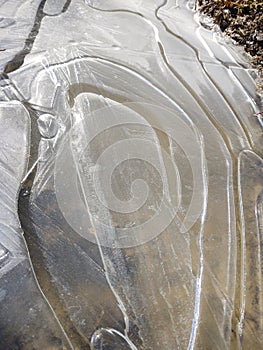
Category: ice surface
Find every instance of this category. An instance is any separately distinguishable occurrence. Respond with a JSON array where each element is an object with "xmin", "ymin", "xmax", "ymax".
[
  {"xmin": 0, "ymin": 102, "xmax": 72, "ymax": 349},
  {"xmin": 0, "ymin": 0, "xmax": 262, "ymax": 349},
  {"xmin": 0, "ymin": 0, "xmax": 42, "ymax": 72}
]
